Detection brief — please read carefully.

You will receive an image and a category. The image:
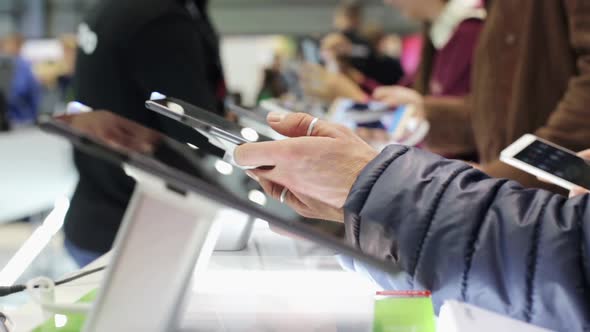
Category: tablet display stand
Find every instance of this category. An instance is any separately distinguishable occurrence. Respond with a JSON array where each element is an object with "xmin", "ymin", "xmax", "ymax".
[{"xmin": 83, "ymin": 165, "xmax": 224, "ymax": 332}]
